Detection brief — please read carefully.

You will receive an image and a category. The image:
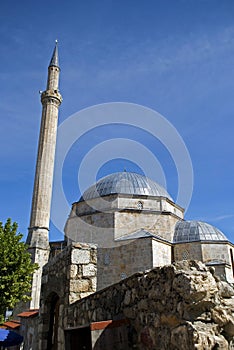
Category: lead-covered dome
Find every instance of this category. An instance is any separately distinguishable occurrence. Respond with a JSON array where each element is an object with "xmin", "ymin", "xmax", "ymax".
[
  {"xmin": 80, "ymin": 172, "xmax": 172, "ymax": 201},
  {"xmin": 174, "ymin": 220, "xmax": 228, "ymax": 243}
]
